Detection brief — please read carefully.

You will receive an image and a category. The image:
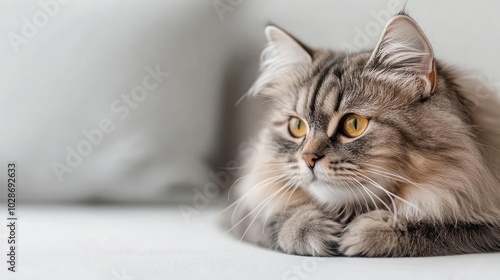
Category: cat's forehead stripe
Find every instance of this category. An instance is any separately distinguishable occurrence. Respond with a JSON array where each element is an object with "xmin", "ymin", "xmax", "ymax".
[
  {"xmin": 308, "ymin": 62, "xmax": 334, "ymax": 118},
  {"xmin": 304, "ymin": 58, "xmax": 347, "ymax": 131},
  {"xmin": 333, "ymin": 78, "xmax": 344, "ymax": 112}
]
